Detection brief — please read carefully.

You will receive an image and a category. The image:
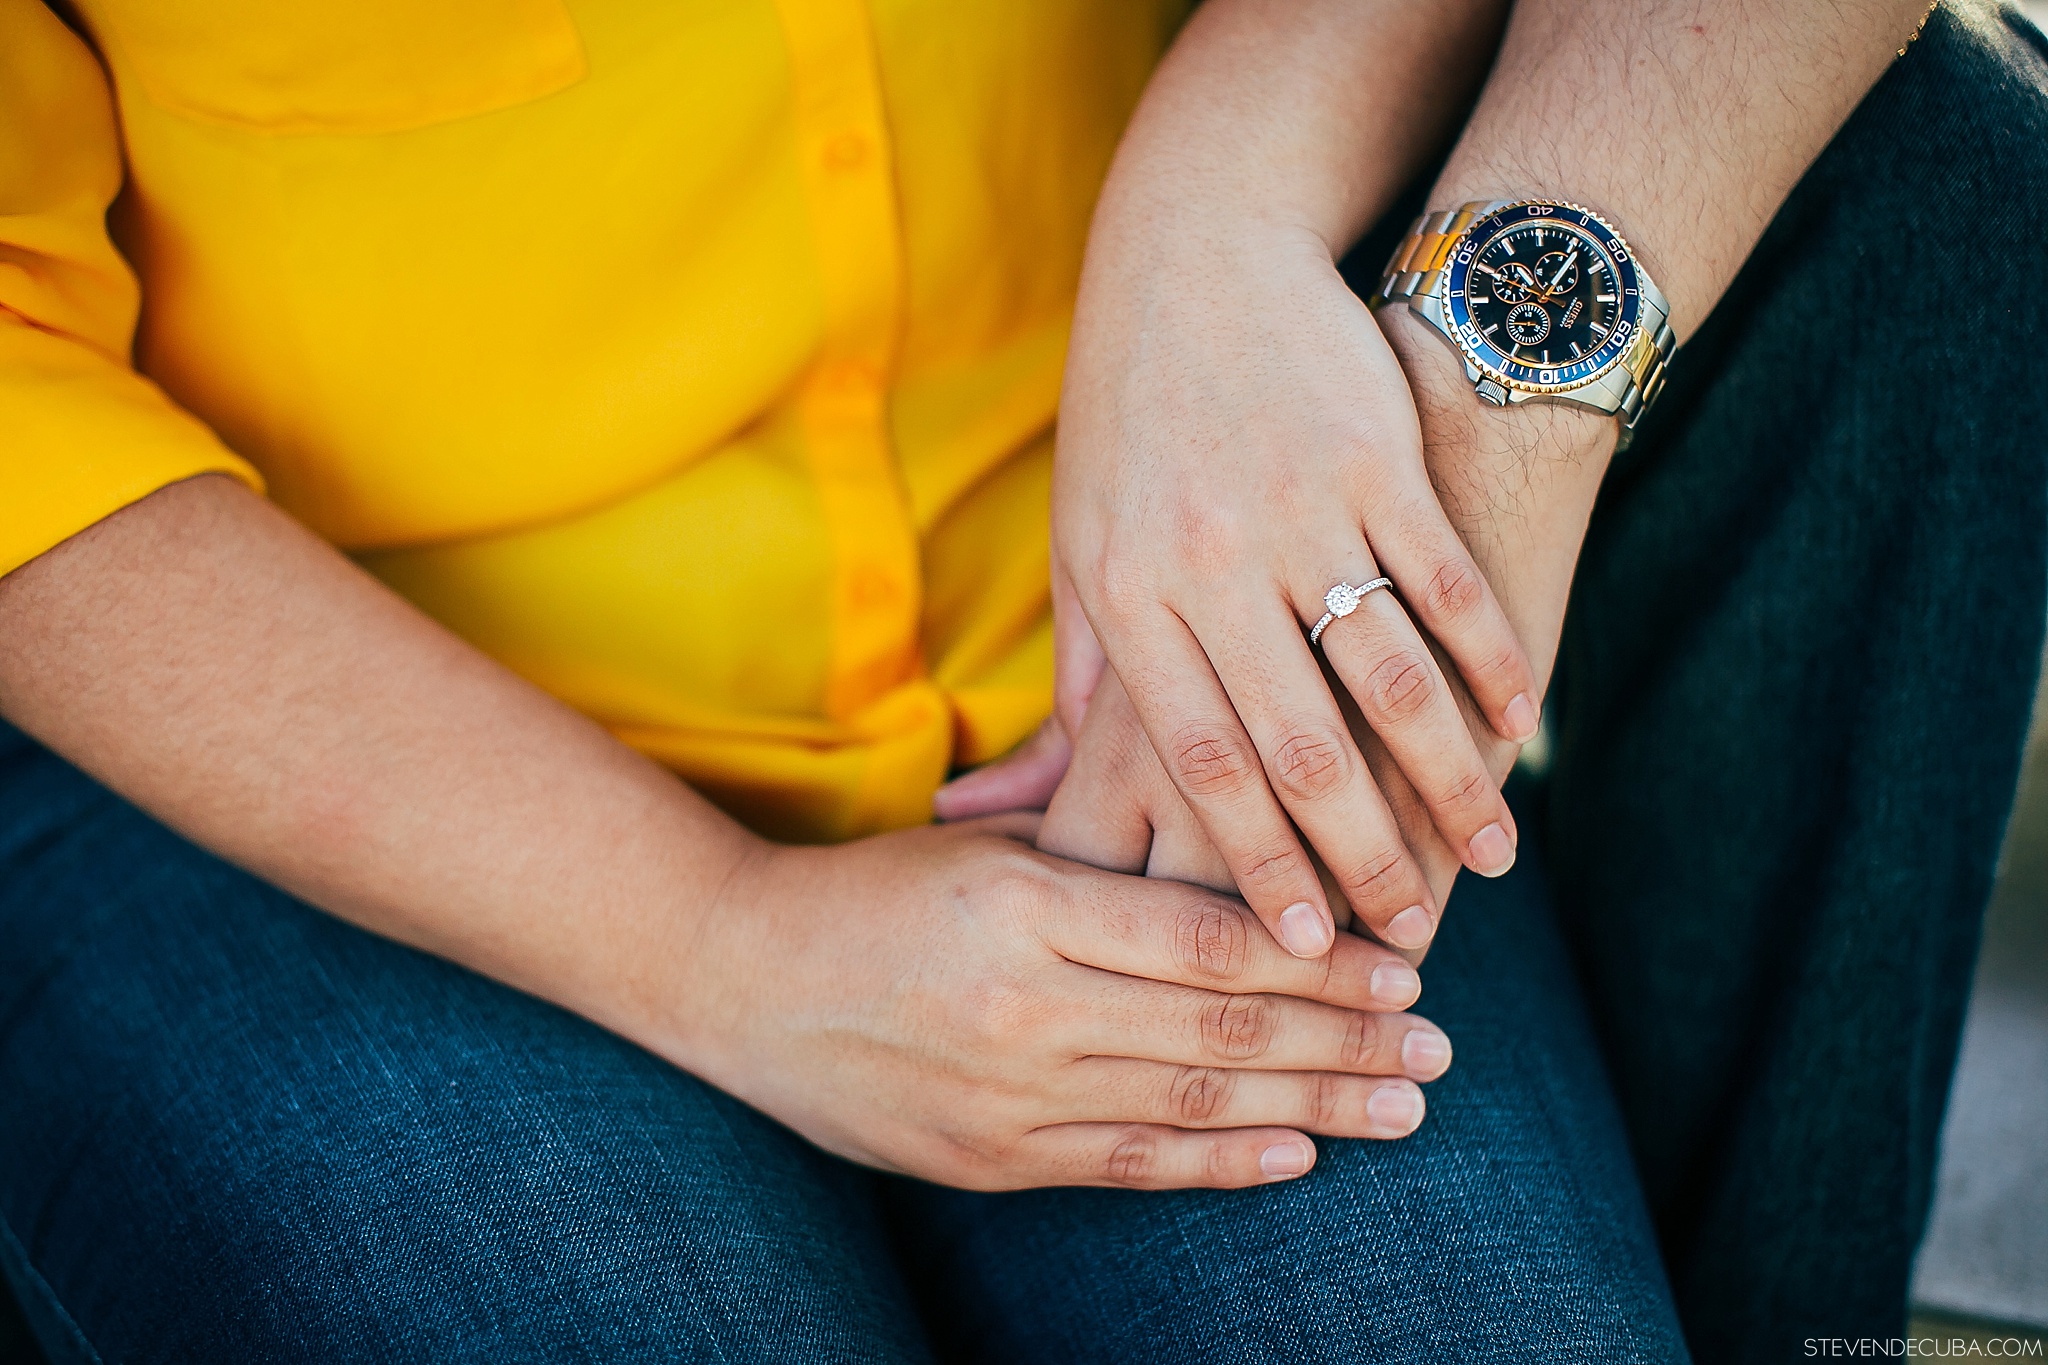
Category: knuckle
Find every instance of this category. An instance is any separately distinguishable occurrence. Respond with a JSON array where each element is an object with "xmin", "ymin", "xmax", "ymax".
[
  {"xmin": 969, "ymin": 849, "xmax": 1059, "ymax": 931},
  {"xmin": 1201, "ymin": 995, "xmax": 1277, "ymax": 1061},
  {"xmin": 1174, "ymin": 901, "xmax": 1253, "ymax": 984},
  {"xmin": 1362, "ymin": 651, "xmax": 1436, "ymax": 725},
  {"xmin": 1105, "ymin": 1129, "xmax": 1159, "ymax": 1186},
  {"xmin": 1341, "ymin": 1012, "xmax": 1381, "ymax": 1071},
  {"xmin": 1170, "ymin": 501, "xmax": 1249, "ymax": 576},
  {"xmin": 1313, "ymin": 945, "xmax": 1340, "ymax": 998},
  {"xmin": 1171, "ymin": 1066, "xmax": 1235, "ymax": 1124},
  {"xmin": 1169, "ymin": 724, "xmax": 1256, "ymax": 797},
  {"xmin": 1434, "ymin": 768, "xmax": 1496, "ymax": 819},
  {"xmin": 1270, "ymin": 727, "xmax": 1351, "ymax": 803},
  {"xmin": 1306, "ymin": 1071, "xmax": 1345, "ymax": 1132},
  {"xmin": 1342, "ymin": 846, "xmax": 1408, "ymax": 910},
  {"xmin": 962, "ymin": 973, "xmax": 1041, "ymax": 1046},
  {"xmin": 1095, "ymin": 551, "xmax": 1154, "ymax": 622},
  {"xmin": 1423, "ymin": 558, "xmax": 1485, "ymax": 624},
  {"xmin": 1234, "ymin": 839, "xmax": 1307, "ymax": 896},
  {"xmin": 1475, "ymin": 641, "xmax": 1525, "ymax": 688}
]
